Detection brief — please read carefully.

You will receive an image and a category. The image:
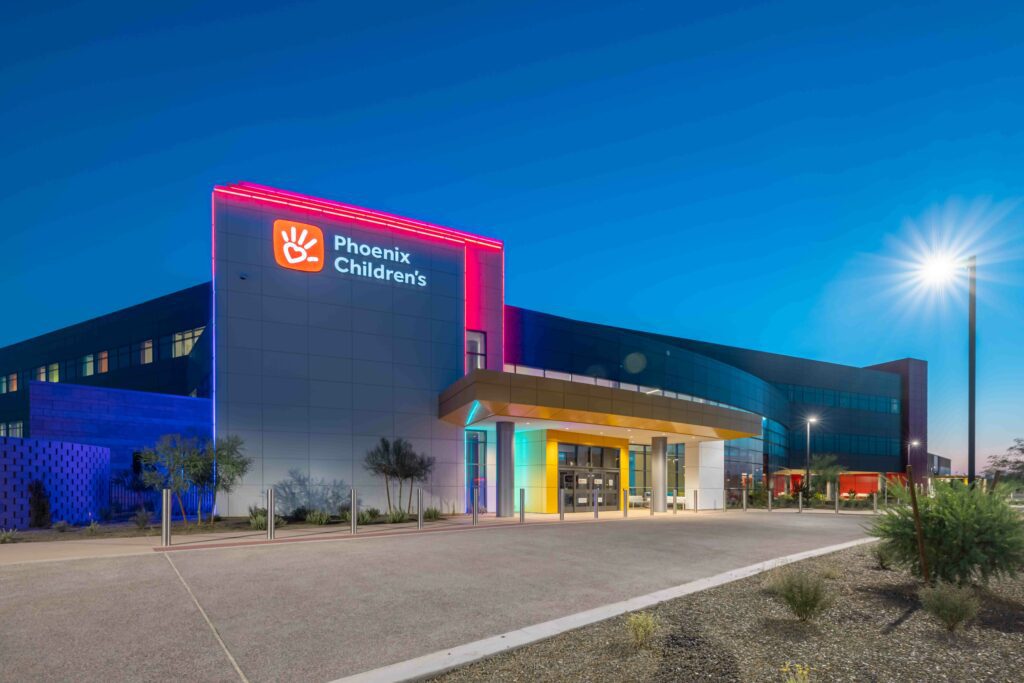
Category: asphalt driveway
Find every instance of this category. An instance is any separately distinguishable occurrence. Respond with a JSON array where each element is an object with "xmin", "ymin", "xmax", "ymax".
[{"xmin": 0, "ymin": 512, "xmax": 870, "ymax": 682}]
